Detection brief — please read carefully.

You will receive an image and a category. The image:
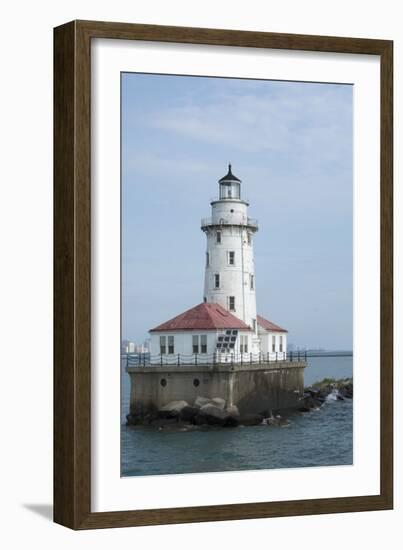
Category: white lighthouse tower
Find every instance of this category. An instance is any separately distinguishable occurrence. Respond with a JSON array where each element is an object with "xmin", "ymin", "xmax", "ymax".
[{"xmin": 201, "ymin": 164, "xmax": 260, "ymax": 352}]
